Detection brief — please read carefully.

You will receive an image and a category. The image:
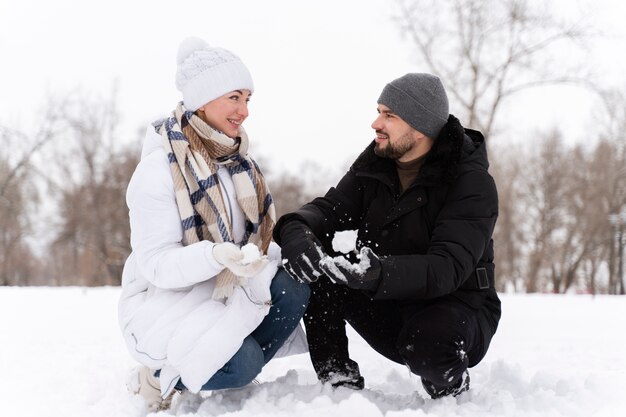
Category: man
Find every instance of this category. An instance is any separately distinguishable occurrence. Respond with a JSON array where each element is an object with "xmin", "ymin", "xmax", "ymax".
[{"xmin": 273, "ymin": 73, "xmax": 501, "ymax": 399}]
